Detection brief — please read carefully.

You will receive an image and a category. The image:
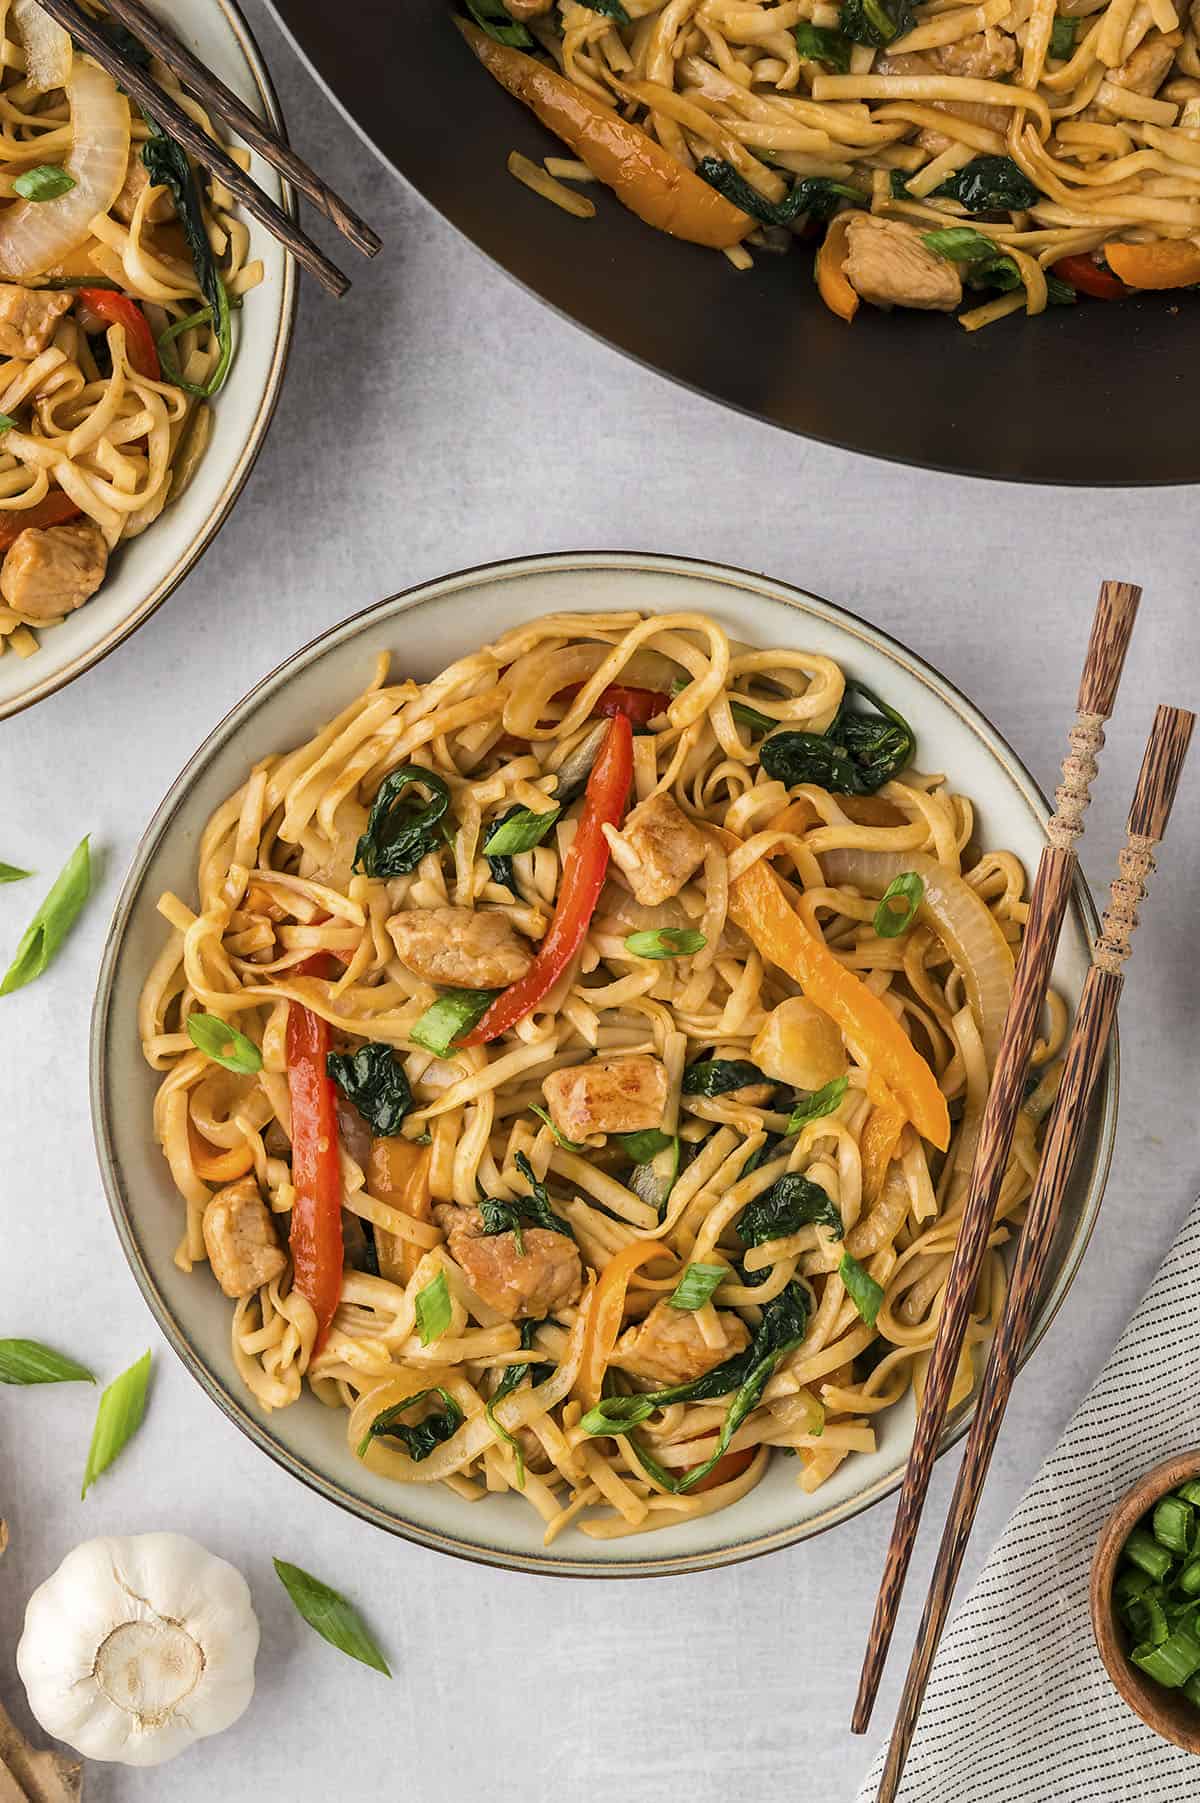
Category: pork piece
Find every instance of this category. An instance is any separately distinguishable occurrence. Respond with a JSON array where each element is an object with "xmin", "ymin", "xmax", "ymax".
[
  {"xmin": 0, "ymin": 523, "xmax": 108, "ymax": 622},
  {"xmin": 387, "ymin": 905, "xmax": 532, "ymax": 988},
  {"xmin": 542, "ymin": 1055, "xmax": 668, "ymax": 1142},
  {"xmin": 611, "ymin": 791, "xmax": 708, "ymax": 906},
  {"xmin": 202, "ymin": 1175, "xmax": 287, "ymax": 1299},
  {"xmin": 0, "ymin": 282, "xmax": 71, "ymax": 359},
  {"xmin": 435, "ymin": 1203, "xmax": 583, "ymax": 1319},
  {"xmin": 929, "ymin": 27, "xmax": 1017, "ymax": 78},
  {"xmin": 612, "ymin": 1301, "xmax": 750, "ymax": 1388},
  {"xmin": 111, "ymin": 153, "xmax": 175, "ymax": 225},
  {"xmin": 875, "ymin": 50, "xmax": 1014, "ymax": 153},
  {"xmin": 842, "ymin": 214, "xmax": 963, "ymax": 312},
  {"xmin": 1109, "ymin": 32, "xmax": 1177, "ymax": 95}
]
